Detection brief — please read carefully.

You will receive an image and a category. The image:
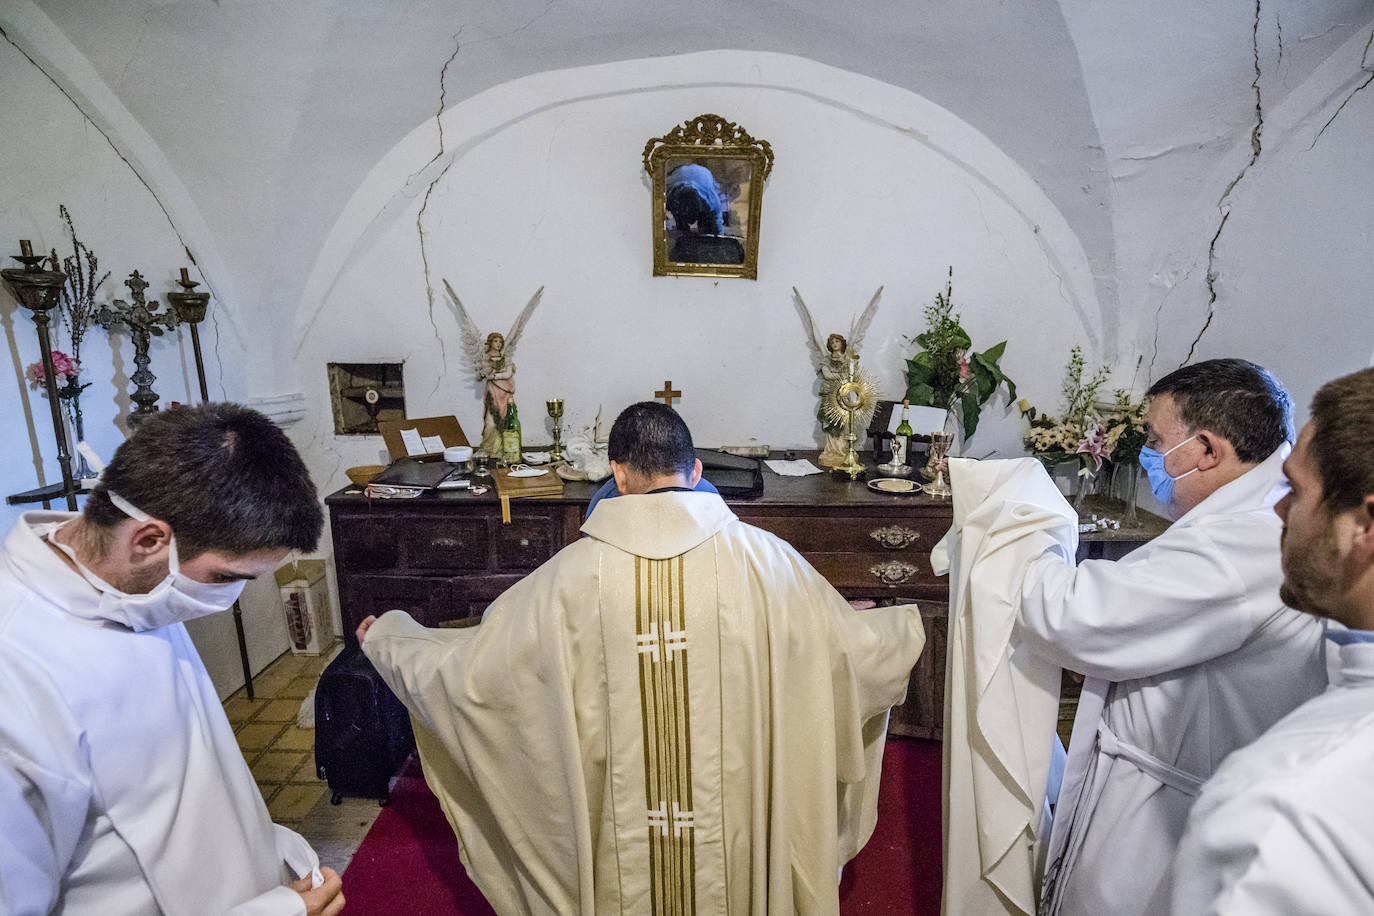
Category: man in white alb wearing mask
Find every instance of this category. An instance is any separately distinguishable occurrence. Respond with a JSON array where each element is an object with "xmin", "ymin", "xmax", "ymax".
[
  {"xmin": 1170, "ymin": 367, "xmax": 1374, "ymax": 914},
  {"xmin": 0, "ymin": 404, "xmax": 344, "ymax": 916},
  {"xmin": 1022, "ymin": 359, "xmax": 1327, "ymax": 915}
]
